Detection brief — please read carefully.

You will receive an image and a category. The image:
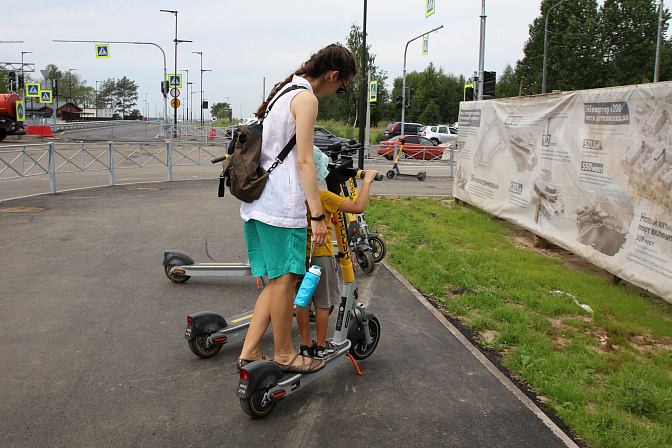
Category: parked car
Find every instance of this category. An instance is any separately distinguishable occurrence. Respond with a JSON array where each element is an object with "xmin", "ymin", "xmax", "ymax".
[
  {"xmin": 419, "ymin": 125, "xmax": 458, "ymax": 145},
  {"xmin": 313, "ymin": 126, "xmax": 353, "ymax": 152},
  {"xmin": 382, "ymin": 122, "xmax": 423, "ymax": 141},
  {"xmin": 377, "ymin": 135, "xmax": 444, "ymax": 160}
]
